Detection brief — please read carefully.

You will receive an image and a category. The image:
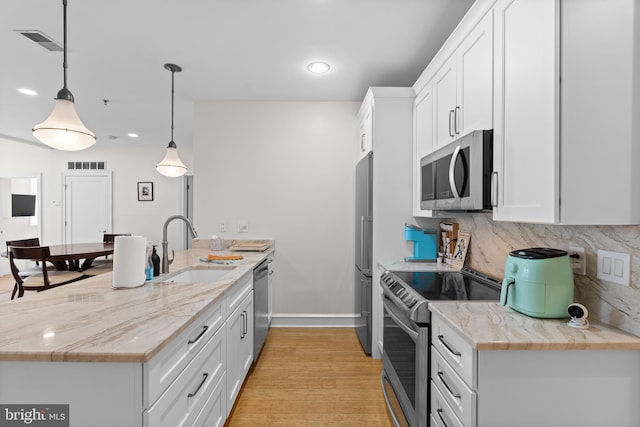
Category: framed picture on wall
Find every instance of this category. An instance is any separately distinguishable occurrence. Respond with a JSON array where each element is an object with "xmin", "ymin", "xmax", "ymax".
[{"xmin": 137, "ymin": 182, "xmax": 153, "ymax": 201}]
